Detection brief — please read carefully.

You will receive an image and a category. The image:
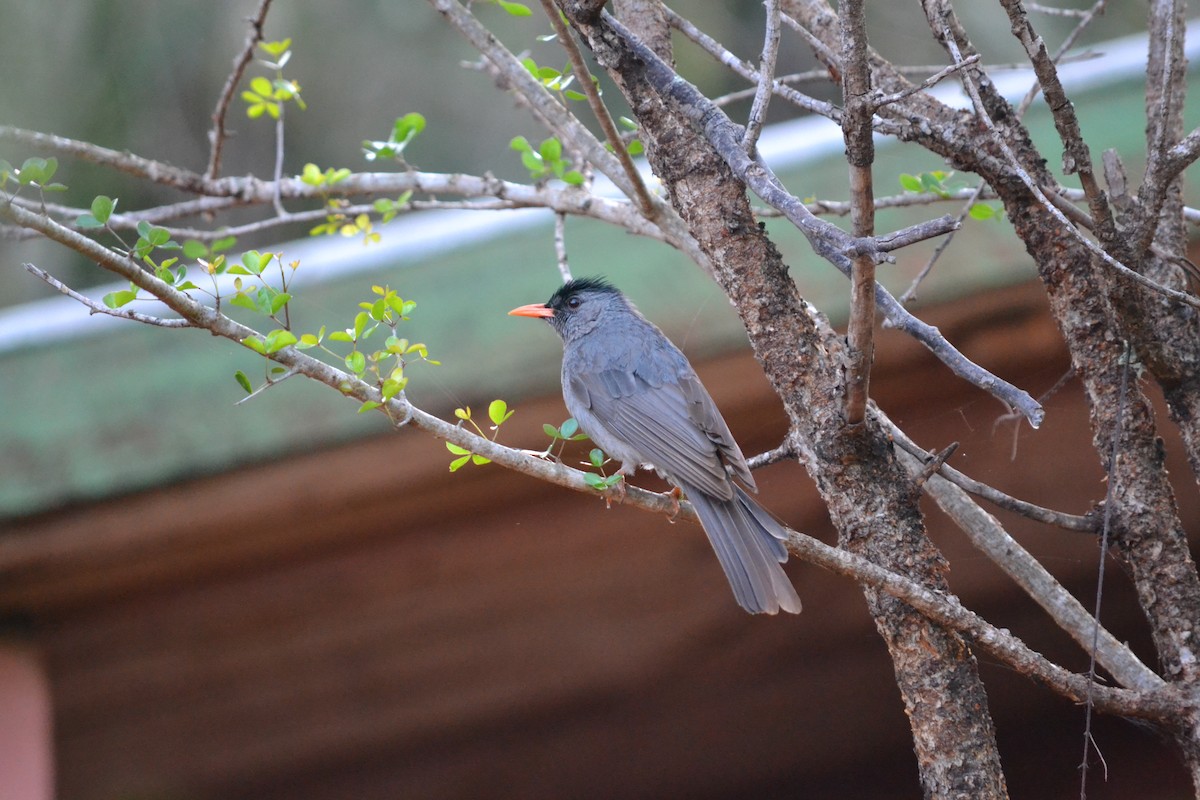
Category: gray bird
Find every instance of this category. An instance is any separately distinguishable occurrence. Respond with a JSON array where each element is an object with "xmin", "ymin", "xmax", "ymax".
[{"xmin": 509, "ymin": 277, "xmax": 801, "ymax": 615}]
